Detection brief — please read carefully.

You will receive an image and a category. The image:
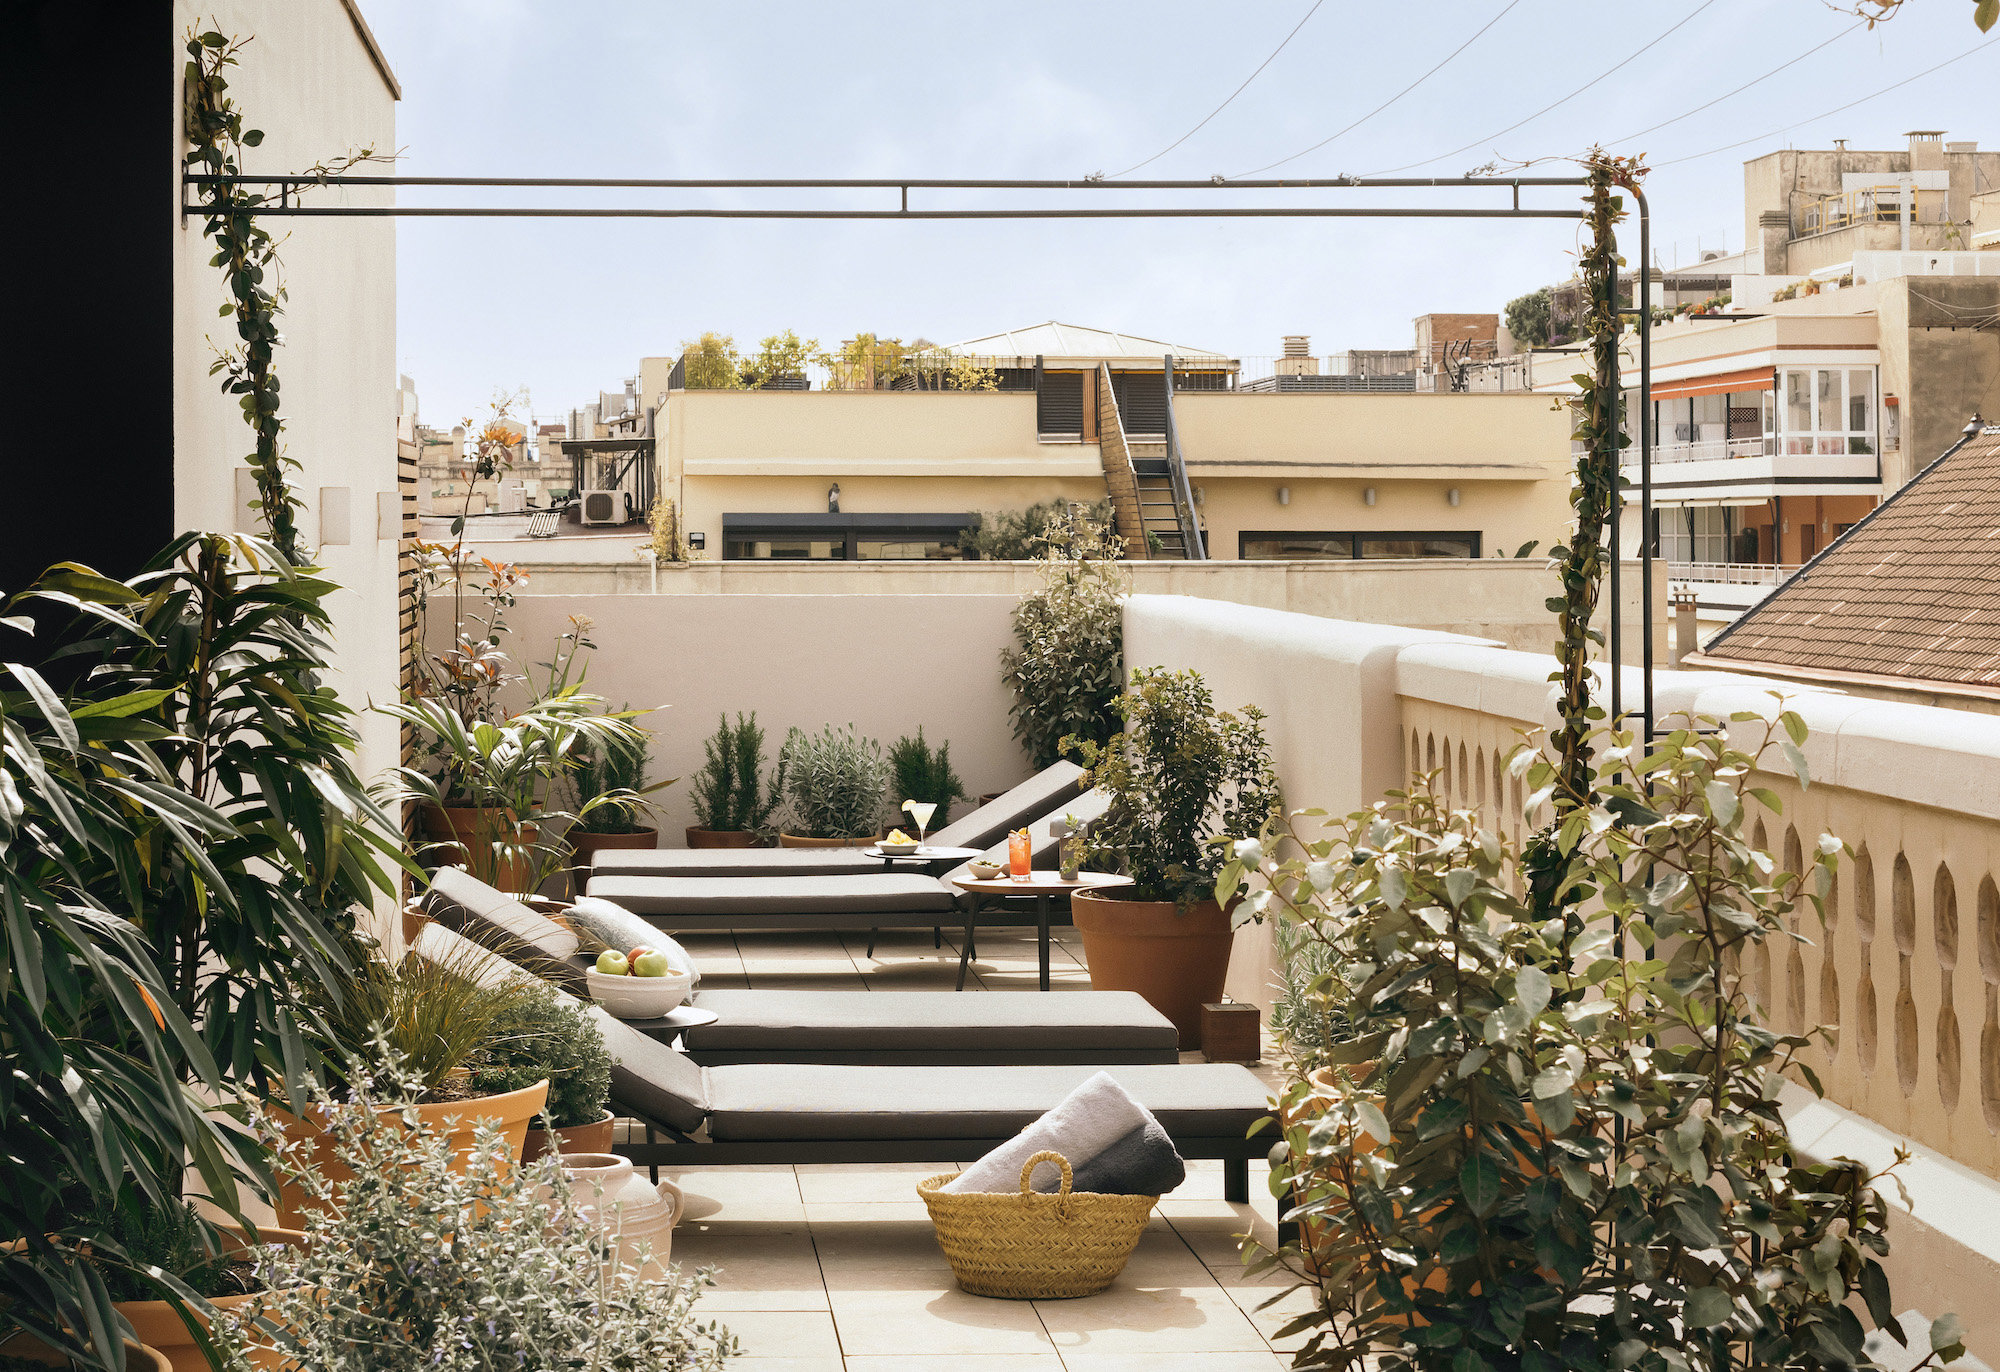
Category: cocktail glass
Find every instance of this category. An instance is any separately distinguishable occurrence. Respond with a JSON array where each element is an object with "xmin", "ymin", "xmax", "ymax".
[{"xmin": 904, "ymin": 800, "xmax": 937, "ymax": 847}]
